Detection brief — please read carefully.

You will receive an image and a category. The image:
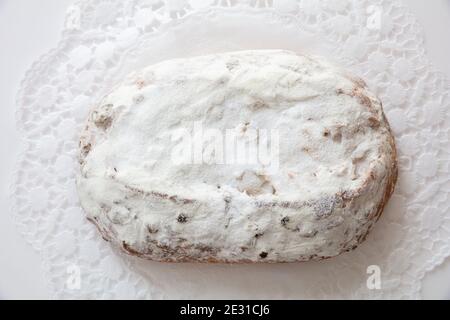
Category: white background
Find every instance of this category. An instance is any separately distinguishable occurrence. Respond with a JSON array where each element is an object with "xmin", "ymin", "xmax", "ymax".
[{"xmin": 0, "ymin": 0, "xmax": 449, "ymax": 299}]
